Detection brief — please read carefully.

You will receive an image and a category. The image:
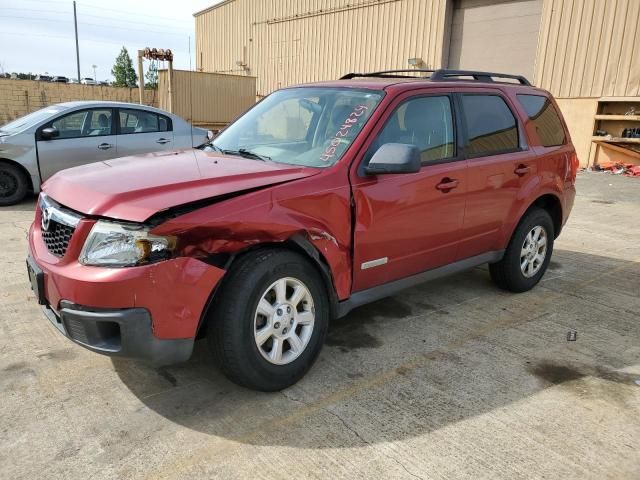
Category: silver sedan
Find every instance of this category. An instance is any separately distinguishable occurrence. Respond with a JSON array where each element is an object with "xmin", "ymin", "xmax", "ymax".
[{"xmin": 0, "ymin": 101, "xmax": 209, "ymax": 205}]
